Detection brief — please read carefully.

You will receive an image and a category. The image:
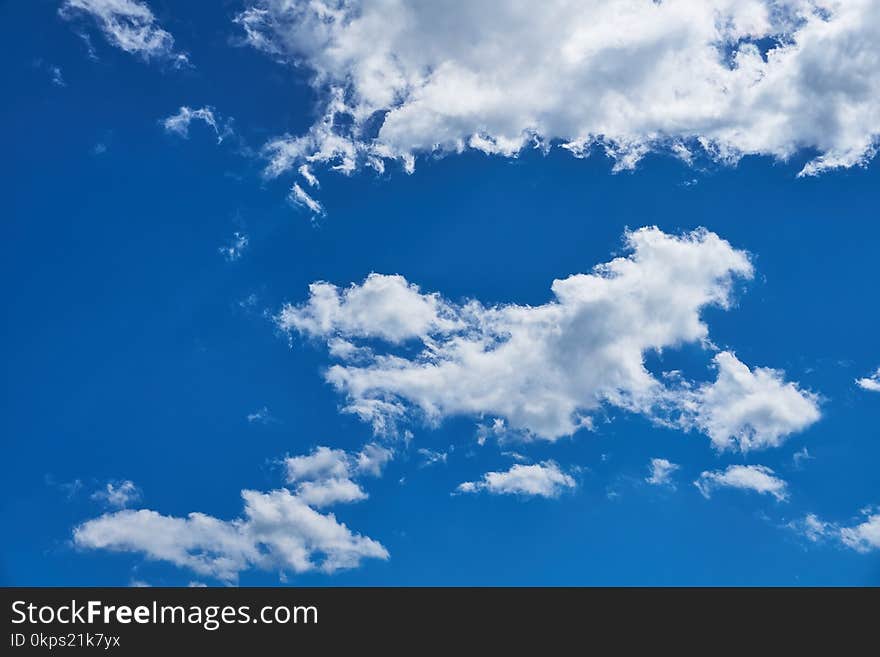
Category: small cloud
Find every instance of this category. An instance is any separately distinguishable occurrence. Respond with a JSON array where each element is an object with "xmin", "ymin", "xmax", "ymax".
[
  {"xmin": 456, "ymin": 461, "xmax": 576, "ymax": 499},
  {"xmin": 246, "ymin": 406, "xmax": 276, "ymax": 424},
  {"xmin": 645, "ymin": 458, "xmax": 680, "ymax": 488},
  {"xmin": 60, "ymin": 0, "xmax": 188, "ymax": 66},
  {"xmin": 789, "ymin": 507, "xmax": 880, "ymax": 554},
  {"xmin": 129, "ymin": 579, "xmax": 151, "ymax": 588},
  {"xmin": 792, "ymin": 447, "xmax": 814, "ymax": 469},
  {"xmin": 289, "ymin": 183, "xmax": 324, "ymax": 216},
  {"xmin": 417, "ymin": 447, "xmax": 449, "ymax": 467},
  {"xmin": 219, "ymin": 231, "xmax": 248, "ymax": 262},
  {"xmin": 91, "ymin": 480, "xmax": 141, "ymax": 508},
  {"xmin": 50, "ymin": 66, "xmax": 66, "ymax": 87},
  {"xmin": 298, "ymin": 164, "xmax": 319, "ymax": 188},
  {"xmin": 856, "ymin": 367, "xmax": 880, "ymax": 392},
  {"xmin": 163, "ymin": 106, "xmax": 231, "ymax": 144},
  {"xmin": 695, "ymin": 465, "xmax": 788, "ymax": 502}
]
